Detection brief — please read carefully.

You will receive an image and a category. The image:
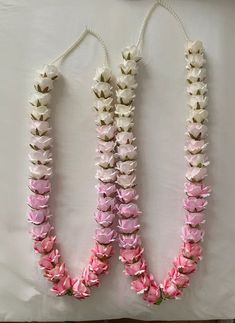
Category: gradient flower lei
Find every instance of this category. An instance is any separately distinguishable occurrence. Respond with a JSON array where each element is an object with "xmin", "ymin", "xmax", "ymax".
[
  {"xmin": 28, "ymin": 64, "xmax": 117, "ymax": 299},
  {"xmin": 115, "ymin": 41, "xmax": 210, "ymax": 305}
]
